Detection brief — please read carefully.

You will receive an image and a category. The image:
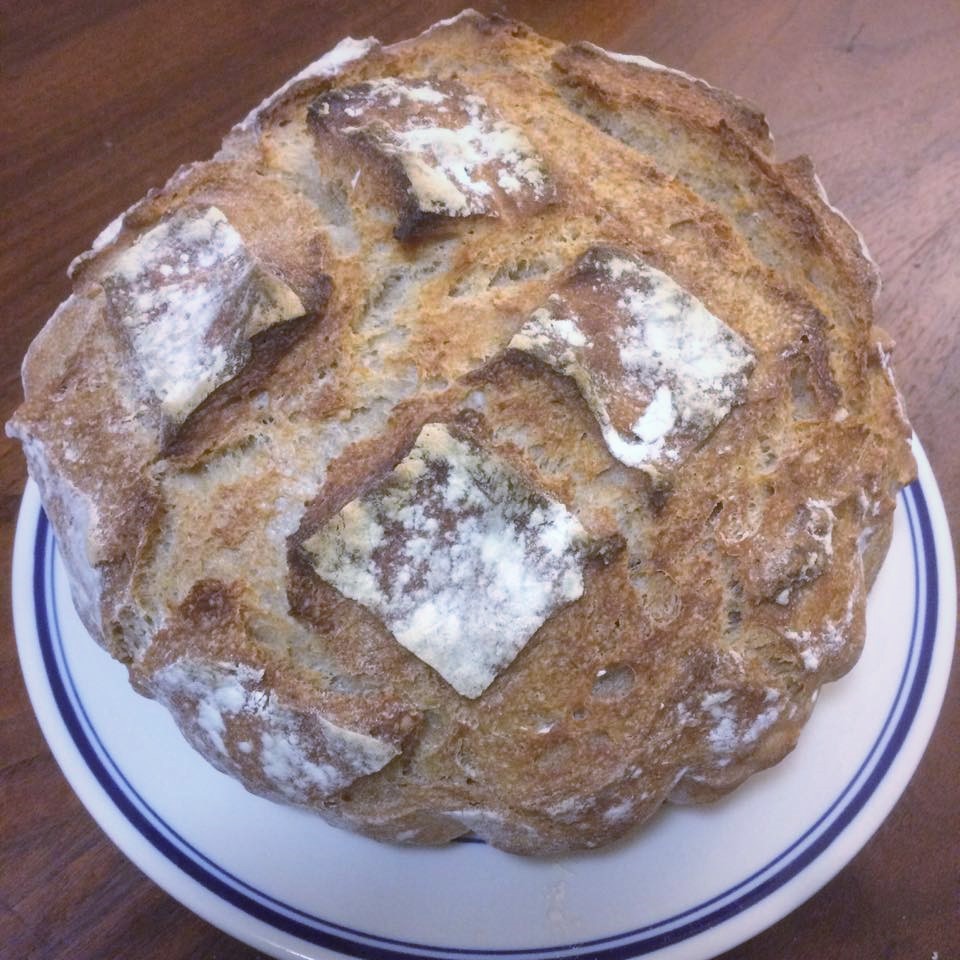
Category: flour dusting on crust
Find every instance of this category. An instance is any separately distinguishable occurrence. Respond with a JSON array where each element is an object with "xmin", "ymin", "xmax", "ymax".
[
  {"xmin": 580, "ymin": 41, "xmax": 713, "ymax": 88},
  {"xmin": 20, "ymin": 432, "xmax": 103, "ymax": 632},
  {"xmin": 238, "ymin": 36, "xmax": 380, "ymax": 131},
  {"xmin": 310, "ymin": 76, "xmax": 554, "ymax": 236},
  {"xmin": 150, "ymin": 657, "xmax": 398, "ymax": 802},
  {"xmin": 103, "ymin": 206, "xmax": 304, "ymax": 425},
  {"xmin": 305, "ymin": 423, "xmax": 591, "ymax": 698},
  {"xmin": 676, "ymin": 688, "xmax": 782, "ymax": 768},
  {"xmin": 511, "ymin": 246, "xmax": 755, "ymax": 471}
]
